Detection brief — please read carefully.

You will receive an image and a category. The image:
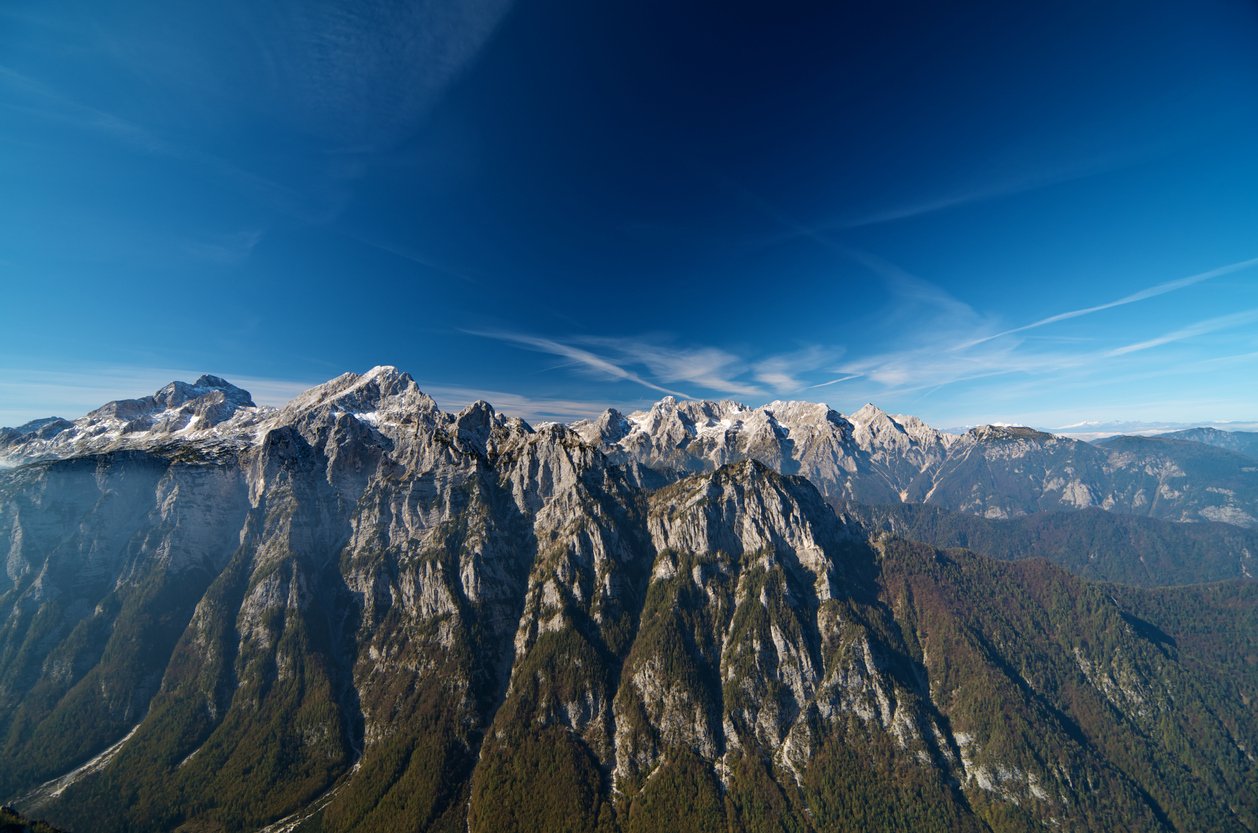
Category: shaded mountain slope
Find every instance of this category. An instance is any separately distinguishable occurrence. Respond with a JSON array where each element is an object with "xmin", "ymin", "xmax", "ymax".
[
  {"xmin": 843, "ymin": 502, "xmax": 1258, "ymax": 585},
  {"xmin": 1, "ymin": 370, "xmax": 1254, "ymax": 832},
  {"xmin": 1155, "ymin": 427, "xmax": 1258, "ymax": 461}
]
